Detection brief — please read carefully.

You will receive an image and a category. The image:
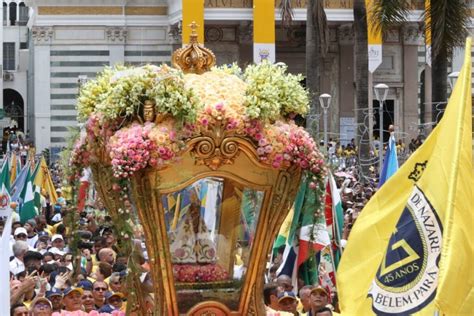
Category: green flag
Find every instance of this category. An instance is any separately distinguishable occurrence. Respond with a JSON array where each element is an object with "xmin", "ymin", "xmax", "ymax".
[
  {"xmin": 20, "ymin": 176, "xmax": 36, "ymax": 224},
  {"xmin": 0, "ymin": 158, "xmax": 10, "ymax": 193}
]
